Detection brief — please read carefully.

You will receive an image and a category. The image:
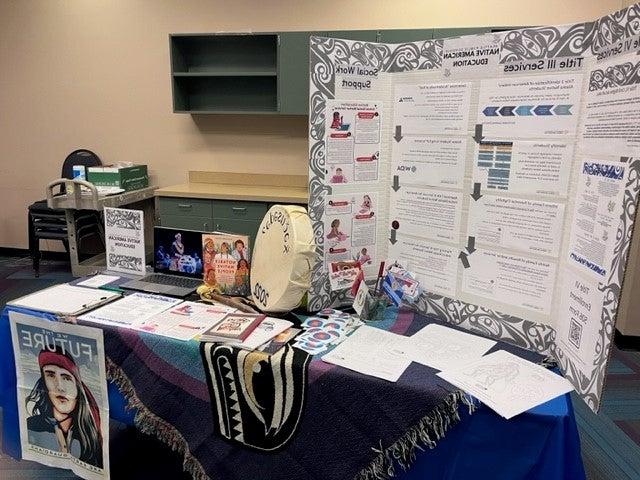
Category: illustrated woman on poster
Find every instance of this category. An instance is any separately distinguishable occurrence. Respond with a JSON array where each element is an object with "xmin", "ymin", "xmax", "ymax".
[
  {"xmin": 330, "ymin": 111, "xmax": 343, "ymax": 129},
  {"xmin": 359, "ymin": 195, "xmax": 372, "ymax": 214},
  {"xmin": 356, "ymin": 247, "xmax": 372, "ymax": 265},
  {"xmin": 330, "ymin": 167, "xmax": 348, "ymax": 184},
  {"xmin": 326, "ymin": 219, "xmax": 348, "ymax": 242},
  {"xmin": 25, "ymin": 347, "xmax": 103, "ymax": 469},
  {"xmin": 231, "ymin": 239, "xmax": 250, "ymax": 262},
  {"xmin": 235, "ymin": 258, "xmax": 250, "ymax": 287},
  {"xmin": 215, "ymin": 242, "xmax": 234, "ymax": 260}
]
